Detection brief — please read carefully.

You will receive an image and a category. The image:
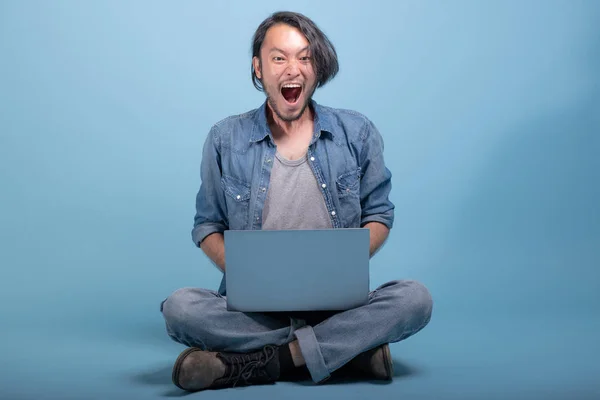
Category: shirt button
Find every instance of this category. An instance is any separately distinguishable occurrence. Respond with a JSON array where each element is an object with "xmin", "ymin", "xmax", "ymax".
[
  {"xmin": 331, "ymin": 211, "xmax": 336, "ymax": 216},
  {"xmin": 322, "ymin": 183, "xmax": 326, "ymax": 188},
  {"xmin": 266, "ymin": 158, "xmax": 272, "ymax": 163},
  {"xmin": 236, "ymin": 195, "xmax": 241, "ymax": 200},
  {"xmin": 310, "ymin": 157, "xmax": 315, "ymax": 161},
  {"xmin": 261, "ymin": 187, "xmax": 266, "ymax": 192}
]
